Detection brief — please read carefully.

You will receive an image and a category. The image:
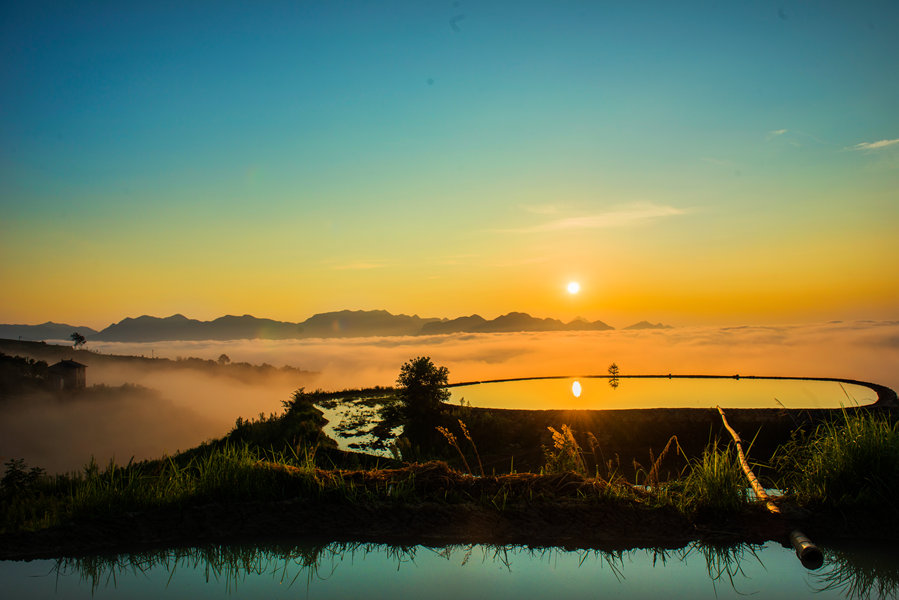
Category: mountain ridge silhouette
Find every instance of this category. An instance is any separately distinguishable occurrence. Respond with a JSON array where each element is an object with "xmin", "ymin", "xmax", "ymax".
[{"xmin": 2, "ymin": 311, "xmax": 672, "ymax": 342}]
